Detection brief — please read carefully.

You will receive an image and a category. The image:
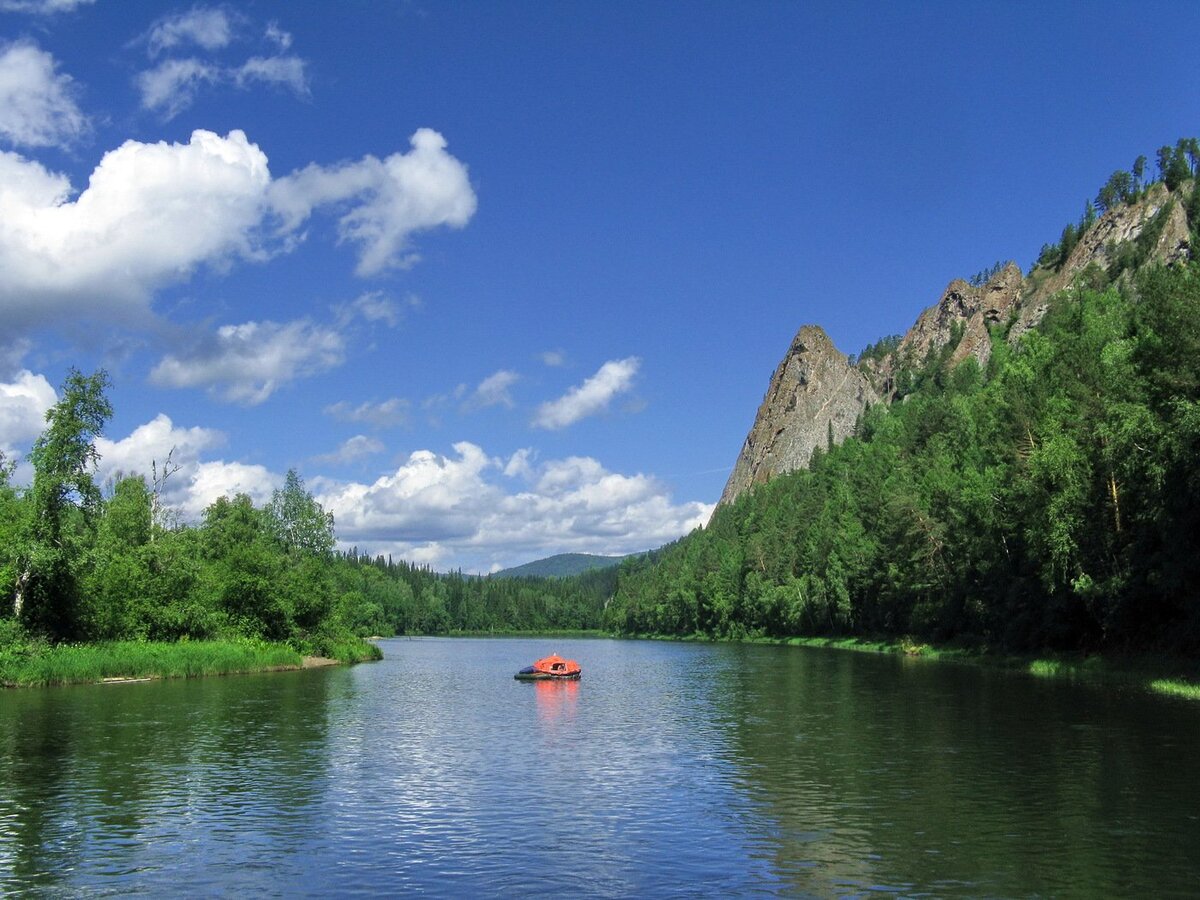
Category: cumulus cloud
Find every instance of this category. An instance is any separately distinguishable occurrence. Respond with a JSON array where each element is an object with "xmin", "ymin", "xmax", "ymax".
[
  {"xmin": 146, "ymin": 7, "xmax": 234, "ymax": 57},
  {"xmin": 0, "ymin": 40, "xmax": 88, "ymax": 148},
  {"xmin": 533, "ymin": 357, "xmax": 641, "ymax": 430},
  {"xmin": 0, "ymin": 128, "xmax": 476, "ymax": 337},
  {"xmin": 93, "ymin": 412, "xmax": 276, "ymax": 519},
  {"xmin": 95, "ymin": 412, "xmax": 223, "ymax": 480},
  {"xmin": 0, "ymin": 129, "xmax": 269, "ymax": 331},
  {"xmin": 313, "ymin": 434, "xmax": 384, "ymax": 465},
  {"xmin": 268, "ymin": 128, "xmax": 477, "ymax": 276},
  {"xmin": 317, "ymin": 441, "xmax": 714, "ymax": 572},
  {"xmin": 0, "ymin": 0, "xmax": 94, "ymax": 14},
  {"xmin": 0, "ymin": 369, "xmax": 55, "ymax": 457},
  {"xmin": 464, "ymin": 369, "xmax": 519, "ymax": 411},
  {"xmin": 324, "ymin": 397, "xmax": 410, "ymax": 428},
  {"xmin": 150, "ymin": 318, "xmax": 345, "ymax": 405}
]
